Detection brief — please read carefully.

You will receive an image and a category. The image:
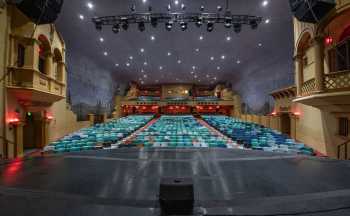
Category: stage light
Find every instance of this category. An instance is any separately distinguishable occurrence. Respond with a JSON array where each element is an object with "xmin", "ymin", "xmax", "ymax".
[
  {"xmin": 138, "ymin": 22, "xmax": 145, "ymax": 32},
  {"xmin": 217, "ymin": 5, "xmax": 223, "ymax": 11},
  {"xmin": 165, "ymin": 21, "xmax": 173, "ymax": 31},
  {"xmin": 87, "ymin": 2, "xmax": 94, "ymax": 10},
  {"xmin": 233, "ymin": 23, "xmax": 242, "ymax": 33},
  {"xmin": 250, "ymin": 20, "xmax": 258, "ymax": 29},
  {"xmin": 122, "ymin": 21, "xmax": 129, "ymax": 30},
  {"xmin": 151, "ymin": 17, "xmax": 158, "ymax": 27},
  {"xmin": 207, "ymin": 22, "xmax": 214, "ymax": 32},
  {"xmin": 196, "ymin": 17, "xmax": 203, "ymax": 27},
  {"xmin": 265, "ymin": 19, "xmax": 270, "ymax": 24},
  {"xmin": 225, "ymin": 18, "xmax": 232, "ymax": 28},
  {"xmin": 200, "ymin": 5, "xmax": 205, "ymax": 11},
  {"xmin": 180, "ymin": 21, "xmax": 187, "ymax": 31},
  {"xmin": 78, "ymin": 14, "xmax": 84, "ymax": 20},
  {"xmin": 262, "ymin": 0, "xmax": 269, "ymax": 7},
  {"xmin": 167, "ymin": 4, "xmax": 171, "ymax": 11},
  {"xmin": 181, "ymin": 3, "xmax": 186, "ymax": 10},
  {"xmin": 112, "ymin": 24, "xmax": 120, "ymax": 33},
  {"xmin": 150, "ymin": 35, "xmax": 155, "ymax": 41}
]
